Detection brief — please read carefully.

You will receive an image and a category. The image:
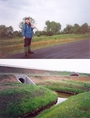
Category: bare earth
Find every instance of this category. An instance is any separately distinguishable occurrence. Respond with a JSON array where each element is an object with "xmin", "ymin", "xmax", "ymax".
[
  {"xmin": 30, "ymin": 76, "xmax": 90, "ymax": 84},
  {"xmin": 6, "ymin": 39, "xmax": 90, "ymax": 59}
]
